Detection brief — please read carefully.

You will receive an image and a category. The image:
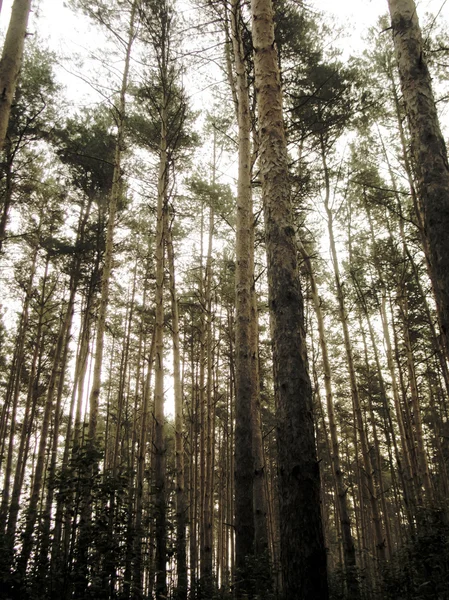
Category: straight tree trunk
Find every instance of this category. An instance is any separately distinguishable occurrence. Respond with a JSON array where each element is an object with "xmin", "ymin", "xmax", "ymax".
[
  {"xmin": 250, "ymin": 1, "xmax": 328, "ymax": 597},
  {"xmin": 153, "ymin": 99, "xmax": 168, "ymax": 600},
  {"xmin": 132, "ymin": 327, "xmax": 156, "ymax": 599},
  {"xmin": 17, "ymin": 287, "xmax": 75, "ymax": 580},
  {"xmin": 4, "ymin": 281, "xmax": 44, "ymax": 554},
  {"xmin": 0, "ymin": 0, "xmax": 32, "ymax": 149},
  {"xmin": 37, "ymin": 300, "xmax": 73, "ymax": 592},
  {"xmin": 0, "ymin": 240, "xmax": 40, "ymax": 531},
  {"xmin": 199, "ymin": 137, "xmax": 215, "ymax": 596},
  {"xmin": 188, "ymin": 326, "xmax": 199, "ymax": 598},
  {"xmin": 166, "ymin": 218, "xmax": 187, "ymax": 600},
  {"xmin": 388, "ymin": 0, "xmax": 449, "ymax": 359},
  {"xmin": 0, "ymin": 139, "xmax": 15, "ymax": 250},
  {"xmin": 74, "ymin": 8, "xmax": 136, "ymax": 594},
  {"xmin": 230, "ymin": 0, "xmax": 256, "ymax": 591},
  {"xmin": 300, "ymin": 245, "xmax": 360, "ymax": 599},
  {"xmin": 322, "ymin": 138, "xmax": 387, "ymax": 566},
  {"xmin": 86, "ymin": 3, "xmax": 135, "ymax": 450}
]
